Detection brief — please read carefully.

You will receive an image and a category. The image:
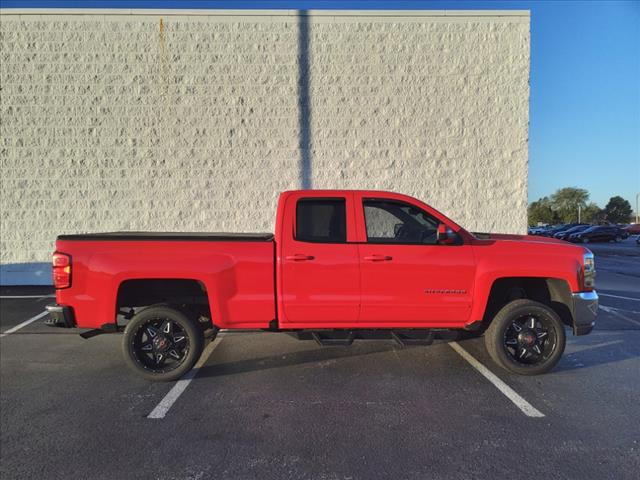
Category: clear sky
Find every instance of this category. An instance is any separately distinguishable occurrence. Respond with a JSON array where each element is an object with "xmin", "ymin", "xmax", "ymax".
[{"xmin": 2, "ymin": 0, "xmax": 639, "ymax": 210}]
